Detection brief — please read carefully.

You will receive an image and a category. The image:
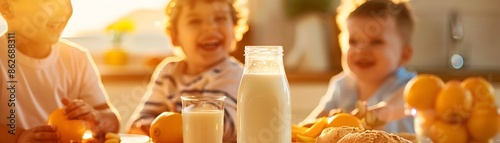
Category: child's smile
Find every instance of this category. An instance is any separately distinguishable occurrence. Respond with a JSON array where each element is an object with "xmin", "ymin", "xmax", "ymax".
[
  {"xmin": 47, "ymin": 21, "xmax": 67, "ymax": 35},
  {"xmin": 172, "ymin": 1, "xmax": 236, "ymax": 74},
  {"xmin": 355, "ymin": 58, "xmax": 376, "ymax": 70},
  {"xmin": 198, "ymin": 35, "xmax": 224, "ymax": 51}
]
